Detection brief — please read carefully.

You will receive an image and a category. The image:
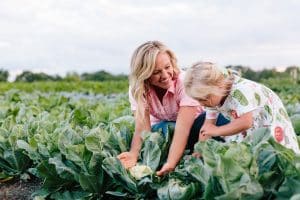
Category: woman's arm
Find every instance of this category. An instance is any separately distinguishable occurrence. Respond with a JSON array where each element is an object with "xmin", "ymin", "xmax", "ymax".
[
  {"xmin": 157, "ymin": 106, "xmax": 198, "ymax": 176},
  {"xmin": 117, "ymin": 109, "xmax": 151, "ymax": 169},
  {"xmin": 130, "ymin": 110, "xmax": 151, "ymax": 155}
]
